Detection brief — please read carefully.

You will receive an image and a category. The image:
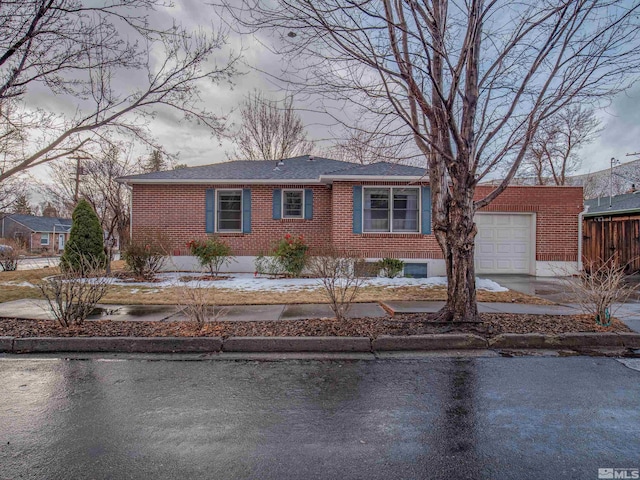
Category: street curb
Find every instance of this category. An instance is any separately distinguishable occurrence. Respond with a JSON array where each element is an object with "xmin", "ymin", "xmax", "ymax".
[
  {"xmin": 0, "ymin": 336, "xmax": 13, "ymax": 352},
  {"xmin": 222, "ymin": 336, "xmax": 372, "ymax": 353},
  {"xmin": 373, "ymin": 334, "xmax": 487, "ymax": 351},
  {"xmin": 11, "ymin": 337, "xmax": 223, "ymax": 354},
  {"xmin": 1, "ymin": 333, "xmax": 639, "ymax": 354},
  {"xmin": 488, "ymin": 334, "xmax": 551, "ymax": 349},
  {"xmin": 618, "ymin": 333, "xmax": 640, "ymax": 348}
]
